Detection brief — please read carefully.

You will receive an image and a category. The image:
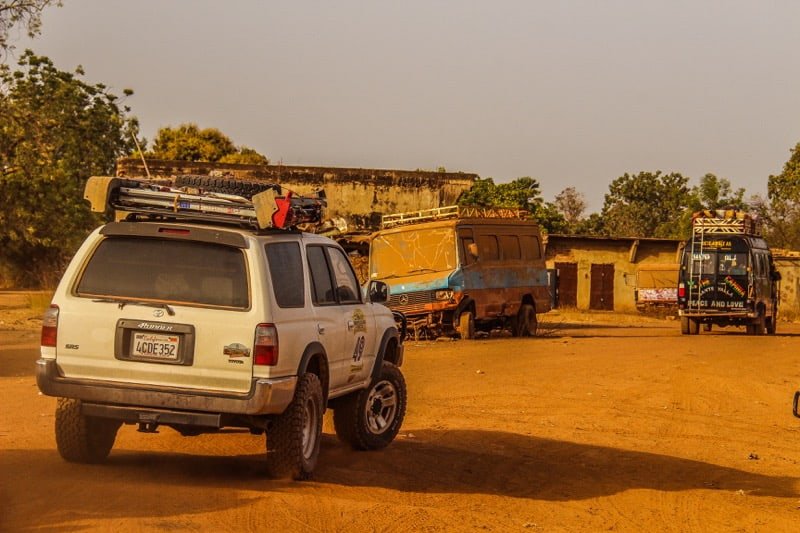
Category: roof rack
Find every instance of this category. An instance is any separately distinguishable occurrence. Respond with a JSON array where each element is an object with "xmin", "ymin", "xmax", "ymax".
[
  {"xmin": 691, "ymin": 209, "xmax": 761, "ymax": 236},
  {"xmin": 84, "ymin": 176, "xmax": 325, "ymax": 230},
  {"xmin": 381, "ymin": 204, "xmax": 529, "ymax": 229}
]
